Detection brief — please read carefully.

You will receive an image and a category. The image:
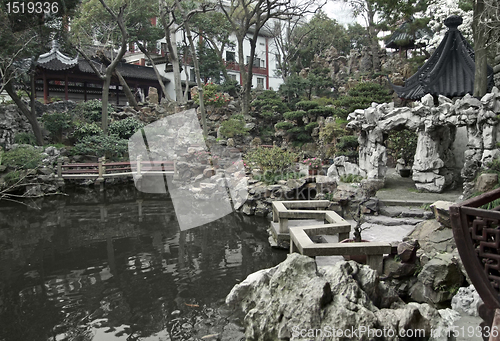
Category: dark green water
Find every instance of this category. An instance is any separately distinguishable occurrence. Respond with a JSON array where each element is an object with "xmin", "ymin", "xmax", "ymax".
[{"xmin": 0, "ymin": 185, "xmax": 286, "ymax": 340}]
